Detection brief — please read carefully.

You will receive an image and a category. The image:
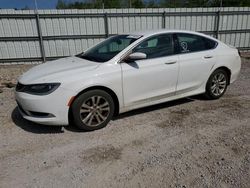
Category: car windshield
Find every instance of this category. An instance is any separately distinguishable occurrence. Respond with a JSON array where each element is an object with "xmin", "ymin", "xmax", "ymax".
[{"xmin": 78, "ymin": 35, "xmax": 141, "ymax": 62}]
